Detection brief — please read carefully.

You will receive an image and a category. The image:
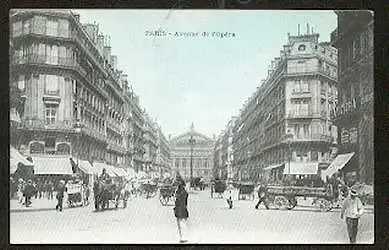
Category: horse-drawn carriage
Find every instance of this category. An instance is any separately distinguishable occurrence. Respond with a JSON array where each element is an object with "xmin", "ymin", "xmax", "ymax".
[
  {"xmin": 93, "ymin": 180, "xmax": 127, "ymax": 211},
  {"xmin": 190, "ymin": 177, "xmax": 205, "ymax": 191},
  {"xmin": 159, "ymin": 184, "xmax": 176, "ymax": 206},
  {"xmin": 264, "ymin": 185, "xmax": 334, "ymax": 212},
  {"xmin": 237, "ymin": 182, "xmax": 256, "ymax": 200},
  {"xmin": 138, "ymin": 179, "xmax": 158, "ymax": 199},
  {"xmin": 211, "ymin": 180, "xmax": 226, "ymax": 198}
]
